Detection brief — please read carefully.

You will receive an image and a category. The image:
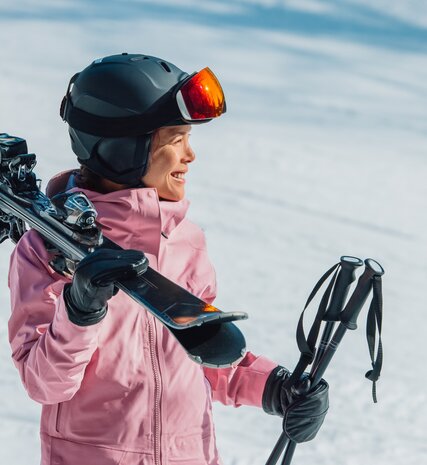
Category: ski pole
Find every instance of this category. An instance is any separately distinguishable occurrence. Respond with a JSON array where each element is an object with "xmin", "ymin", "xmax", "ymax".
[
  {"xmin": 280, "ymin": 256, "xmax": 362, "ymax": 465},
  {"xmin": 266, "ymin": 257, "xmax": 359, "ymax": 465},
  {"xmin": 311, "ymin": 256, "xmax": 363, "ymax": 370},
  {"xmin": 267, "ymin": 258, "xmax": 384, "ymax": 465}
]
